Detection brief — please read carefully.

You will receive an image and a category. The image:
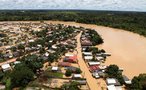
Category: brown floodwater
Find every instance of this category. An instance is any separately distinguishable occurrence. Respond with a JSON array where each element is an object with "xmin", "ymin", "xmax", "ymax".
[
  {"xmin": 46, "ymin": 21, "xmax": 146, "ymax": 79},
  {"xmin": 2, "ymin": 21, "xmax": 146, "ymax": 79}
]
